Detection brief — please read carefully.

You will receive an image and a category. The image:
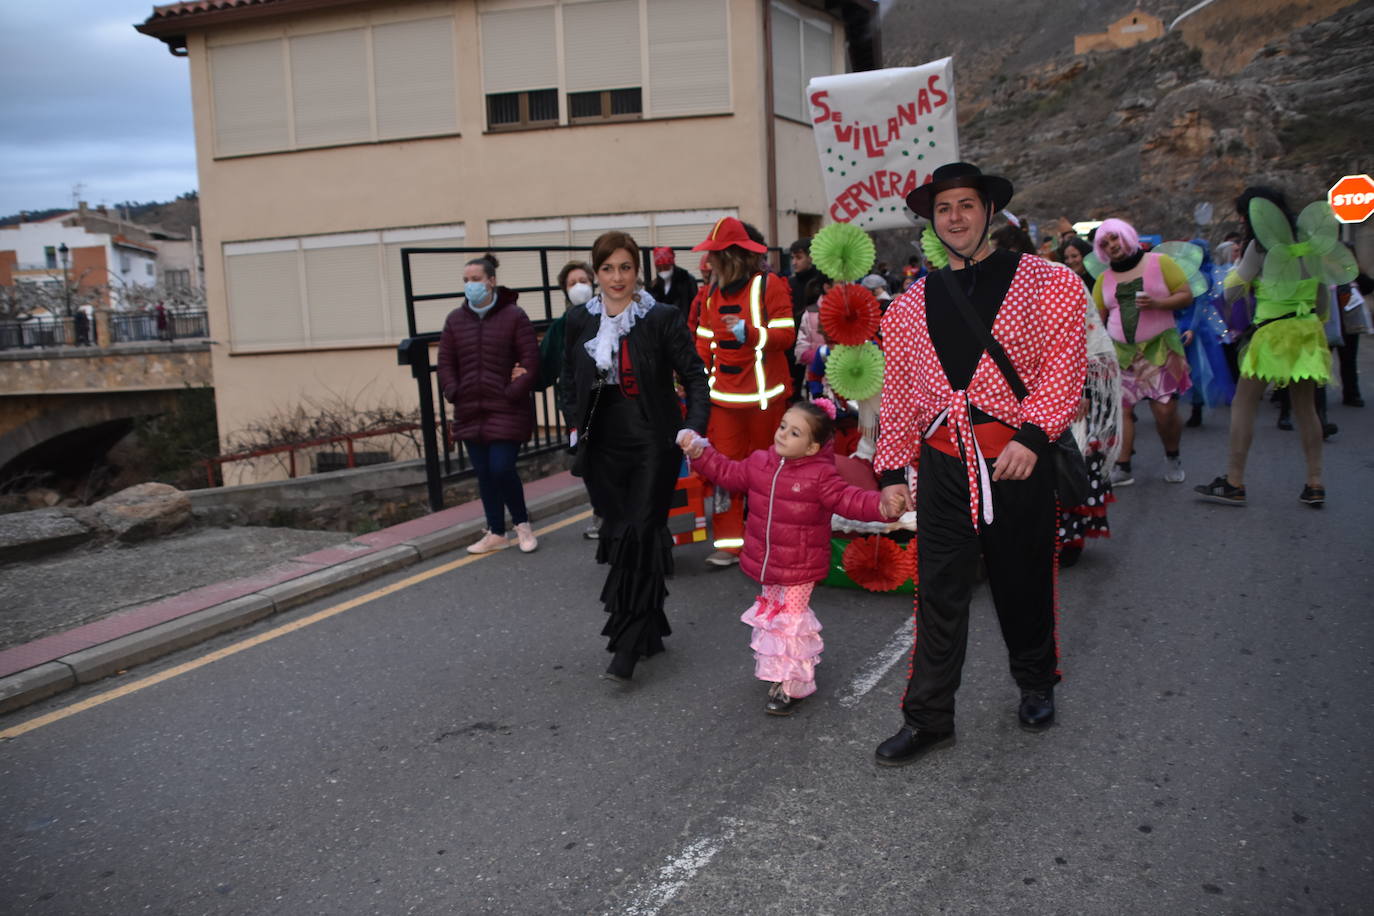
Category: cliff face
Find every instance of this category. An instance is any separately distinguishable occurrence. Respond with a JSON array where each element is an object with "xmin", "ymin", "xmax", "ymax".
[{"xmin": 878, "ymin": 0, "xmax": 1372, "ymax": 243}]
